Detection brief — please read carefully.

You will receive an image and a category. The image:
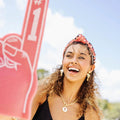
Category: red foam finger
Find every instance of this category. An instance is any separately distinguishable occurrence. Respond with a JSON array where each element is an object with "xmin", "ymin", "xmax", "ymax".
[
  {"xmin": 0, "ymin": 0, "xmax": 49, "ymax": 119},
  {"xmin": 22, "ymin": 0, "xmax": 49, "ymax": 70},
  {"xmin": 0, "ymin": 41, "xmax": 5, "ymax": 67},
  {"xmin": 4, "ymin": 43, "xmax": 17, "ymax": 56}
]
